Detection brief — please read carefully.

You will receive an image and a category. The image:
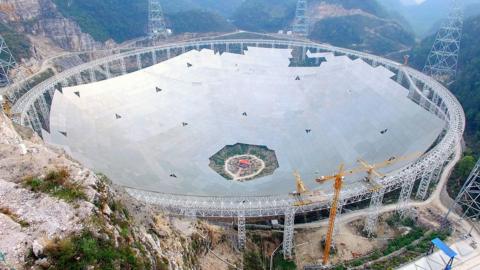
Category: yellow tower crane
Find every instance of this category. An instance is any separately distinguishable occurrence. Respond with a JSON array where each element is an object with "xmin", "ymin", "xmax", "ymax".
[
  {"xmin": 316, "ymin": 153, "xmax": 421, "ymax": 265},
  {"xmin": 316, "ymin": 164, "xmax": 364, "ymax": 265},
  {"xmin": 358, "ymin": 153, "xmax": 421, "ymax": 191}
]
